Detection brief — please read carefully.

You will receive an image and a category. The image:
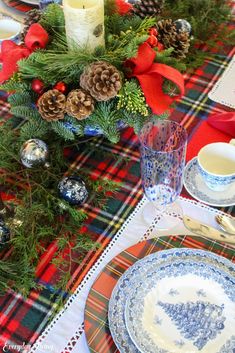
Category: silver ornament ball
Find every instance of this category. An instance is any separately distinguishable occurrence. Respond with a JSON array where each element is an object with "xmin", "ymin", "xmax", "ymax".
[
  {"xmin": 174, "ymin": 19, "xmax": 192, "ymax": 35},
  {"xmin": 20, "ymin": 139, "xmax": 49, "ymax": 168},
  {"xmin": 58, "ymin": 176, "xmax": 88, "ymax": 206}
]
